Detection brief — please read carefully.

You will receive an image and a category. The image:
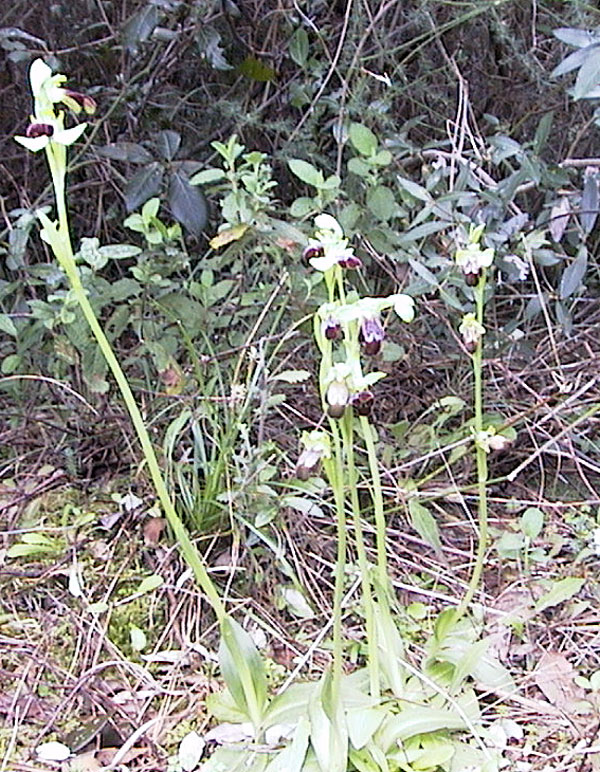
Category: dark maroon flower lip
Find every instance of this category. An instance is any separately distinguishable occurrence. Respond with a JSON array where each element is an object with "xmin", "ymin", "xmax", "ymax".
[
  {"xmin": 352, "ymin": 390, "xmax": 374, "ymax": 417},
  {"xmin": 464, "ymin": 270, "xmax": 480, "ymax": 286},
  {"xmin": 322, "ymin": 318, "xmax": 343, "ymax": 341},
  {"xmin": 338, "ymin": 254, "xmax": 362, "ymax": 269},
  {"xmin": 303, "ymin": 244, "xmax": 324, "ymax": 262},
  {"xmin": 26, "ymin": 122, "xmax": 54, "ymax": 138}
]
